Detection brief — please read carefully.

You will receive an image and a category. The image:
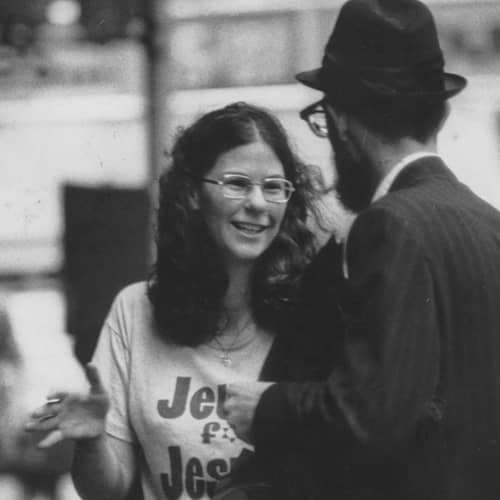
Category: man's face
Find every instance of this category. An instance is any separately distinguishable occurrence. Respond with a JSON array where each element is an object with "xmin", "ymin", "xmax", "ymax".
[{"xmin": 324, "ymin": 102, "xmax": 375, "ymax": 213}]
